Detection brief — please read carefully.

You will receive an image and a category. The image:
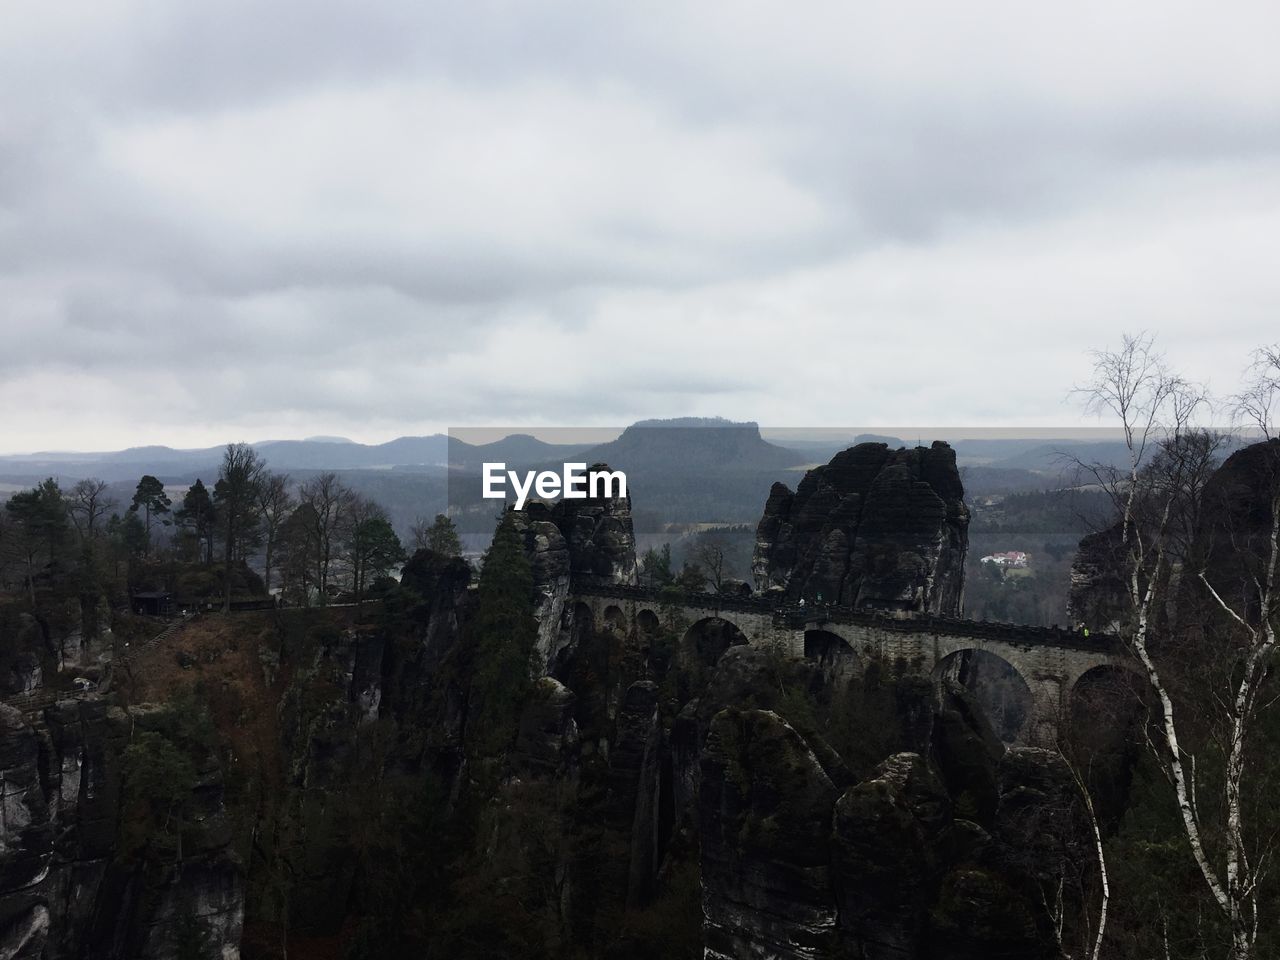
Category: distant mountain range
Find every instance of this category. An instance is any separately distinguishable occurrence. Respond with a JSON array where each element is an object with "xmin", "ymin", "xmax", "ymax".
[
  {"xmin": 10, "ymin": 419, "xmax": 1251, "ymax": 548},
  {"xmin": 0, "ymin": 418, "xmax": 810, "ymax": 482},
  {"xmin": 3, "ymin": 420, "xmax": 1214, "ymax": 513},
  {"xmin": 0, "ymin": 433, "xmax": 588, "ymax": 482}
]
